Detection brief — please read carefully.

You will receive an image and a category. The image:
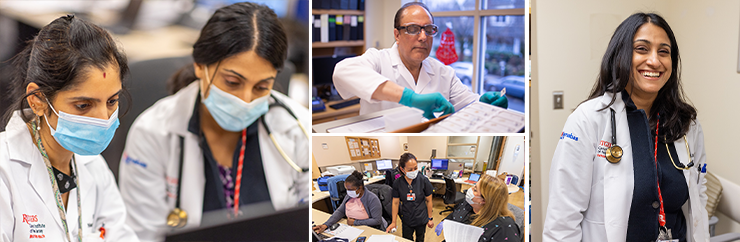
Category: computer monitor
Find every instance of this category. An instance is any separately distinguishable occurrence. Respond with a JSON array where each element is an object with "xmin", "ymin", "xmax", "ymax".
[
  {"xmin": 376, "ymin": 159, "xmax": 393, "ymax": 170},
  {"xmin": 312, "ymin": 55, "xmax": 356, "ymax": 101},
  {"xmin": 431, "ymin": 159, "xmax": 448, "ymax": 170},
  {"xmin": 468, "ymin": 173, "xmax": 481, "ymax": 182}
]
